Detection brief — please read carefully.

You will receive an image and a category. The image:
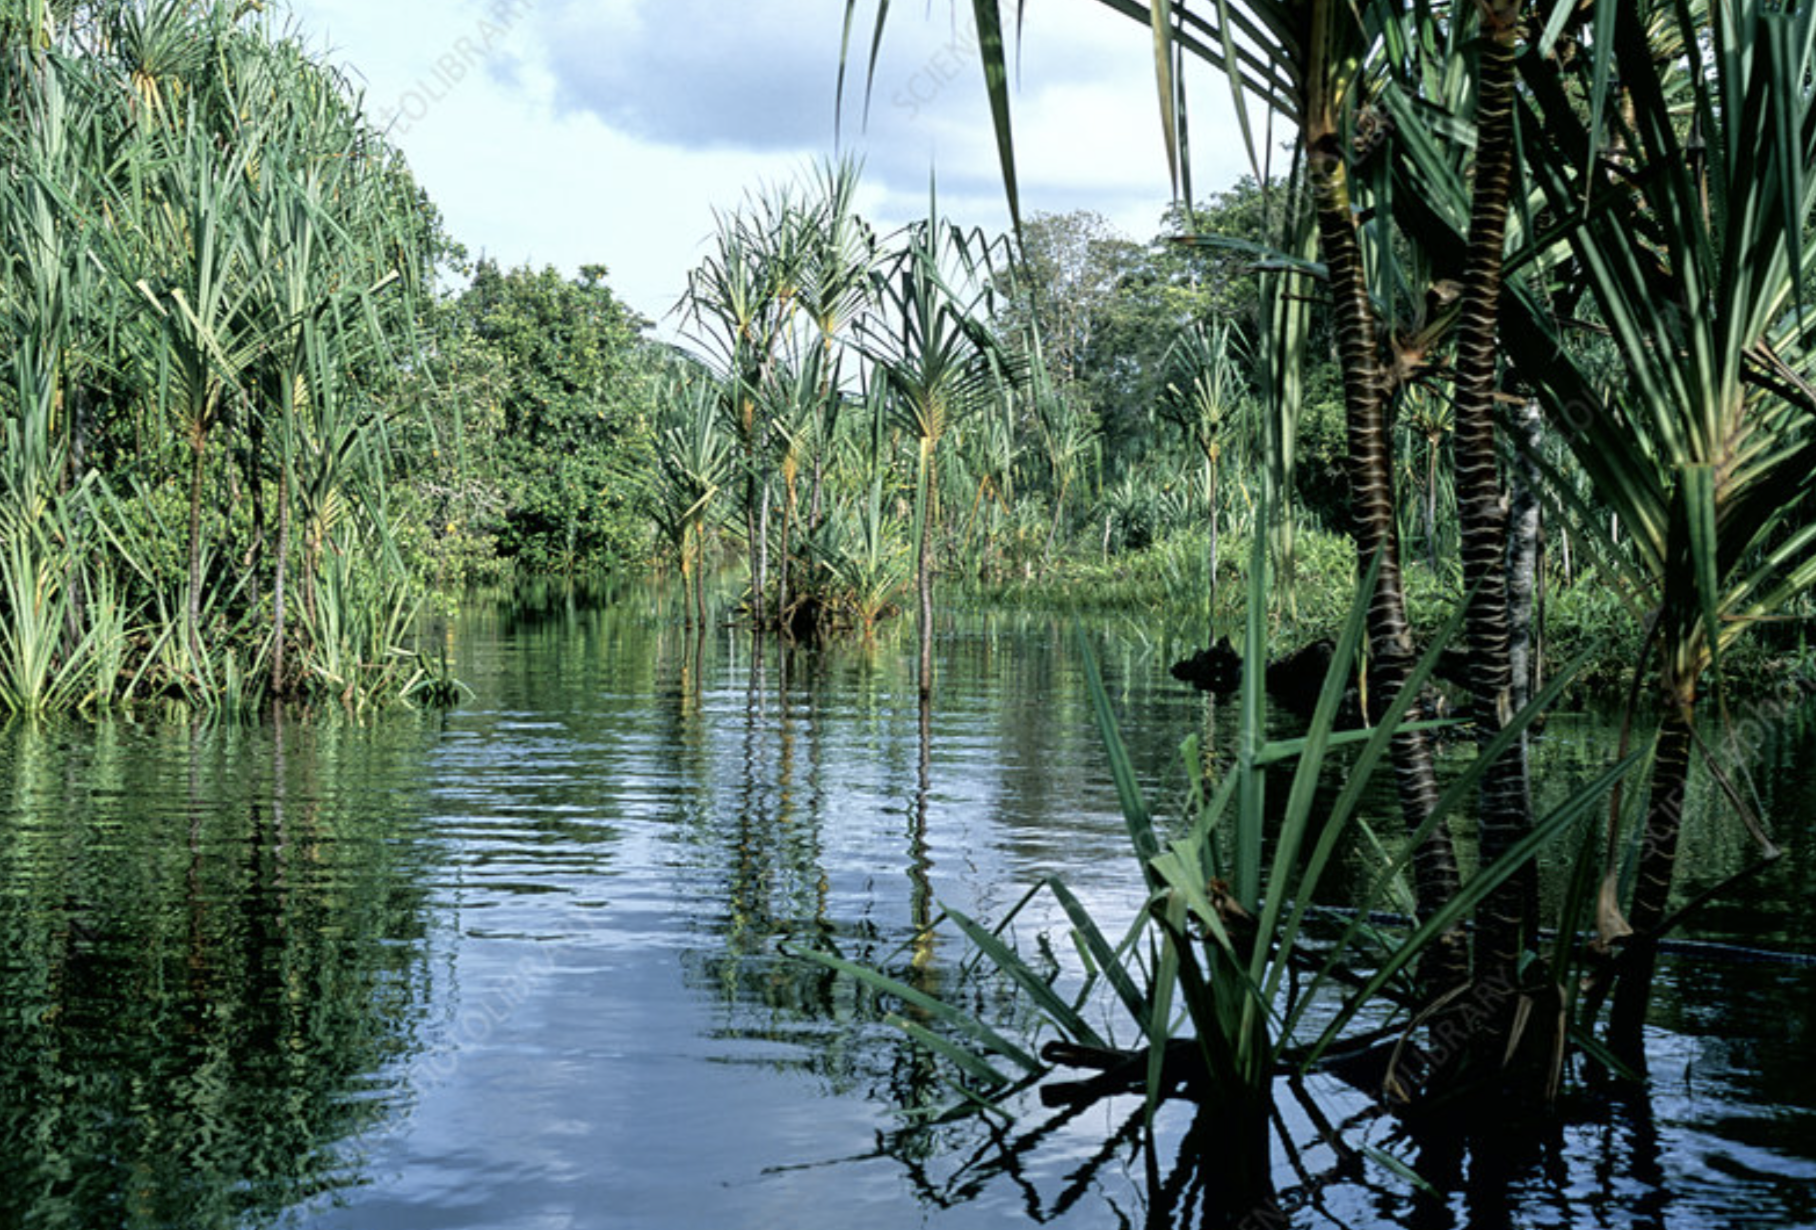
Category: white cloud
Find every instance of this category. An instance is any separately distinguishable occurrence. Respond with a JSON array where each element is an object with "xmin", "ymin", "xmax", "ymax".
[
  {"xmin": 538, "ymin": 0, "xmax": 843, "ymax": 150},
  {"xmin": 281, "ymin": 0, "xmax": 1251, "ymax": 332}
]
